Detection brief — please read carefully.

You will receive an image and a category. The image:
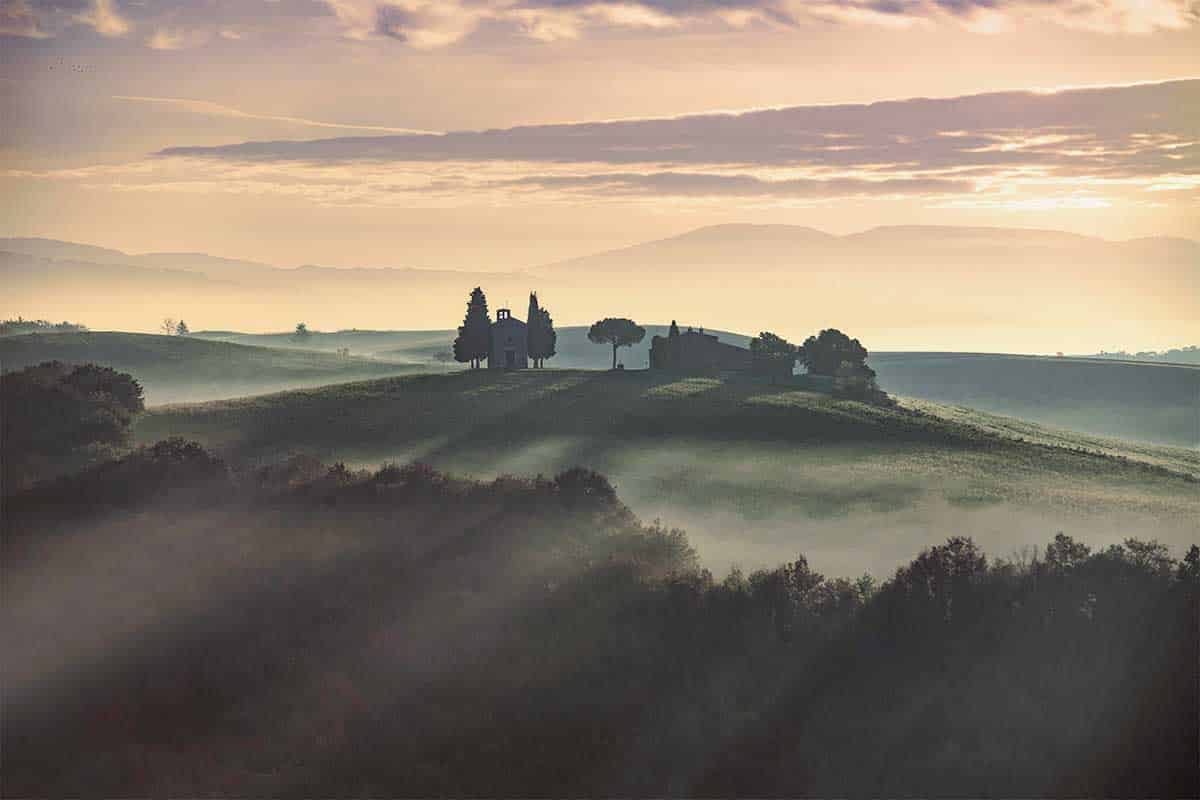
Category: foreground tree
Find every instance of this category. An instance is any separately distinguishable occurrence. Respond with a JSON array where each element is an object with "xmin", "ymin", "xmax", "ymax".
[
  {"xmin": 453, "ymin": 287, "xmax": 492, "ymax": 369},
  {"xmin": 798, "ymin": 328, "xmax": 871, "ymax": 377},
  {"xmin": 588, "ymin": 317, "xmax": 645, "ymax": 369},
  {"xmin": 750, "ymin": 331, "xmax": 798, "ymax": 378},
  {"xmin": 1, "ymin": 361, "xmax": 145, "ymax": 492},
  {"xmin": 527, "ymin": 293, "xmax": 557, "ymax": 368}
]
